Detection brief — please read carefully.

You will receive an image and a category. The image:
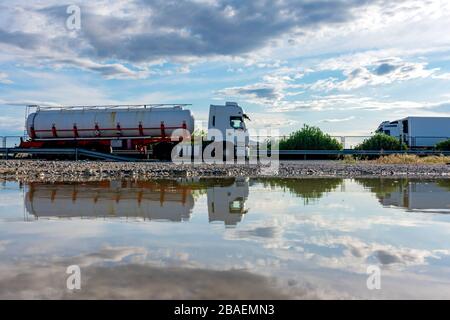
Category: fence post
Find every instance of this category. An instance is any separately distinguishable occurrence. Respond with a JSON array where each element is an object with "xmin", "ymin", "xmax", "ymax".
[
  {"xmin": 2, "ymin": 137, "xmax": 6, "ymax": 149},
  {"xmin": 256, "ymin": 135, "xmax": 260, "ymax": 160},
  {"xmin": 75, "ymin": 148, "xmax": 78, "ymax": 161},
  {"xmin": 5, "ymin": 148, "xmax": 8, "ymax": 160}
]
